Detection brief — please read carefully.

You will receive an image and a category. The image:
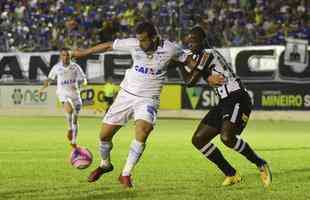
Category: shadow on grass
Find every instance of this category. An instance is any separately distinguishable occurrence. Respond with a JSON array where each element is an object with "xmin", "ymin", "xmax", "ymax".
[
  {"xmin": 0, "ymin": 185, "xmax": 138, "ymax": 200},
  {"xmin": 85, "ymin": 189, "xmax": 138, "ymax": 200},
  {"xmin": 85, "ymin": 184, "xmax": 198, "ymax": 200},
  {"xmin": 256, "ymin": 147, "xmax": 310, "ymax": 152},
  {"xmin": 272, "ymin": 167, "xmax": 310, "ymax": 175}
]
